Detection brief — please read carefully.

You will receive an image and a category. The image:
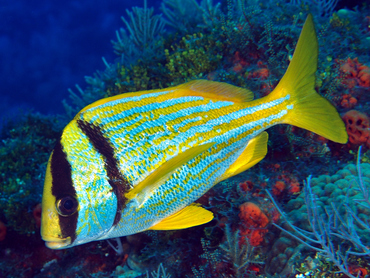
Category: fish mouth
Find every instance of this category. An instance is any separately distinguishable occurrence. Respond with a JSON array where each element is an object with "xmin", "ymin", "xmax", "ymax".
[{"xmin": 42, "ymin": 236, "xmax": 71, "ymax": 249}]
